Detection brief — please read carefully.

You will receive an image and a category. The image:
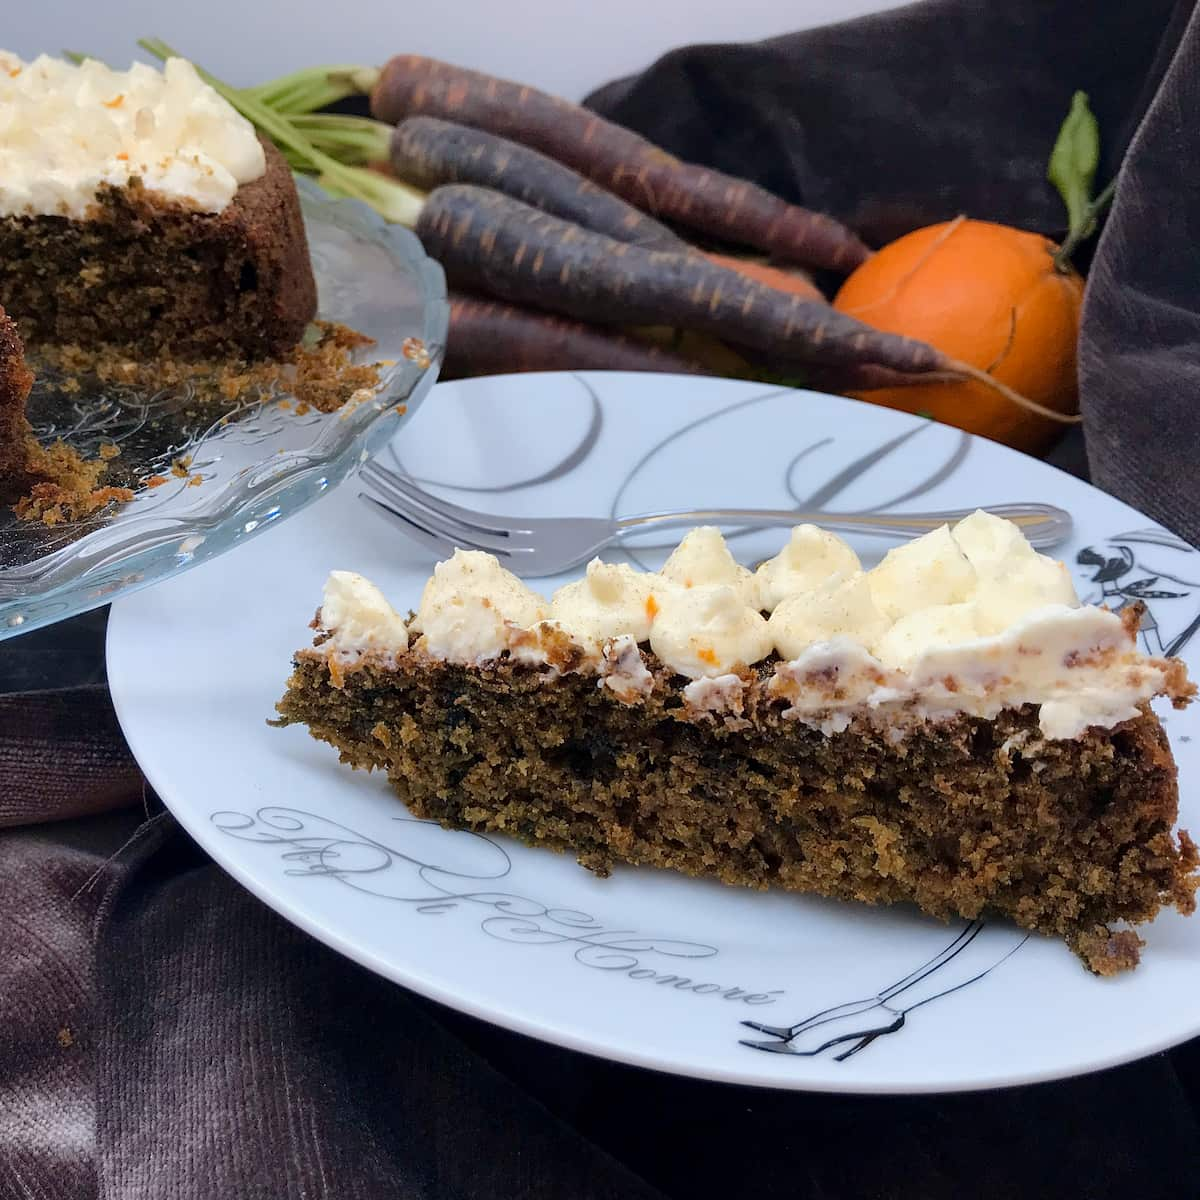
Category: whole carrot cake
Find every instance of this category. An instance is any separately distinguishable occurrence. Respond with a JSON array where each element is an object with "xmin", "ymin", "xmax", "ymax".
[
  {"xmin": 0, "ymin": 51, "xmax": 316, "ymax": 359},
  {"xmin": 275, "ymin": 514, "xmax": 1198, "ymax": 973}
]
